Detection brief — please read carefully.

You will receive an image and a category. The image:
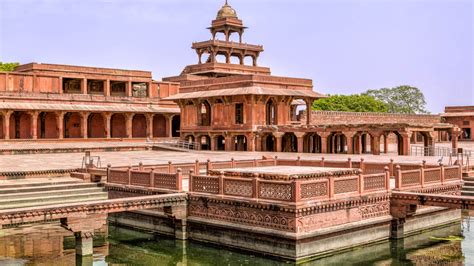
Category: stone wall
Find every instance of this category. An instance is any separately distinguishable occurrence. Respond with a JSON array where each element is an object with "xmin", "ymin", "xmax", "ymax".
[{"xmin": 306, "ymin": 110, "xmax": 441, "ymax": 125}]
